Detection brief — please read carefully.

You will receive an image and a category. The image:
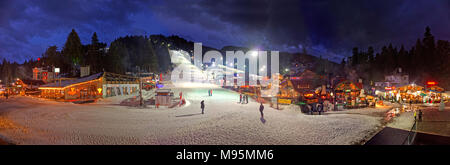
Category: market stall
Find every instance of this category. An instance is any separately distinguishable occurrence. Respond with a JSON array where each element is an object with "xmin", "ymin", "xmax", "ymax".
[
  {"xmin": 334, "ymin": 80, "xmax": 361, "ymax": 108},
  {"xmin": 425, "ymin": 85, "xmax": 445, "ymax": 103},
  {"xmin": 398, "ymin": 84, "xmax": 424, "ymax": 103}
]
